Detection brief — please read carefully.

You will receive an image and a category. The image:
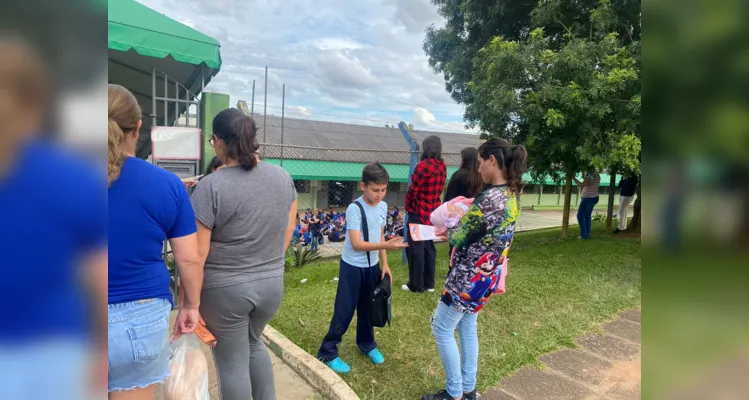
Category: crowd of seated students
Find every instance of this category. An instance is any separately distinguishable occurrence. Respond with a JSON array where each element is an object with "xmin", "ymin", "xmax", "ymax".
[
  {"xmin": 291, "ymin": 208, "xmax": 348, "ymax": 248},
  {"xmin": 290, "ymin": 206, "xmax": 406, "ymax": 248}
]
